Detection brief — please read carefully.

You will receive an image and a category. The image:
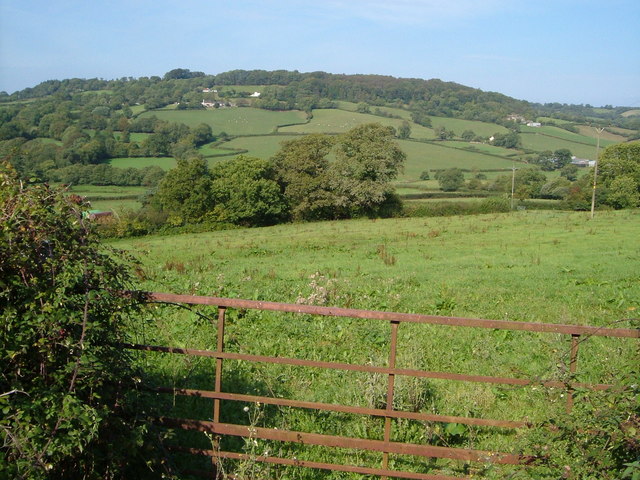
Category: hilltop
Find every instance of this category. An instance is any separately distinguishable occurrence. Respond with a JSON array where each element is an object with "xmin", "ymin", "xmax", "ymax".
[{"xmin": 1, "ymin": 69, "xmax": 638, "ymax": 222}]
